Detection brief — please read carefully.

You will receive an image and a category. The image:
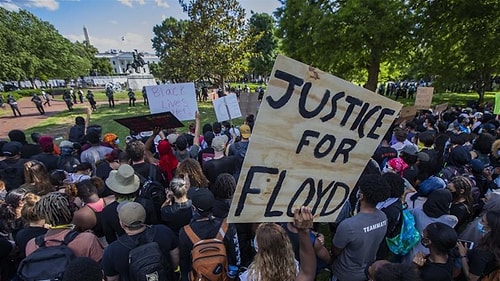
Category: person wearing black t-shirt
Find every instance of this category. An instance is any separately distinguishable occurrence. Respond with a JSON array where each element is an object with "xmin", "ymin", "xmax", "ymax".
[
  {"xmin": 102, "ymin": 165, "xmax": 158, "ymax": 244},
  {"xmin": 14, "ymin": 193, "xmax": 47, "ymax": 259},
  {"xmin": 413, "ymin": 222, "xmax": 456, "ymax": 281}
]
